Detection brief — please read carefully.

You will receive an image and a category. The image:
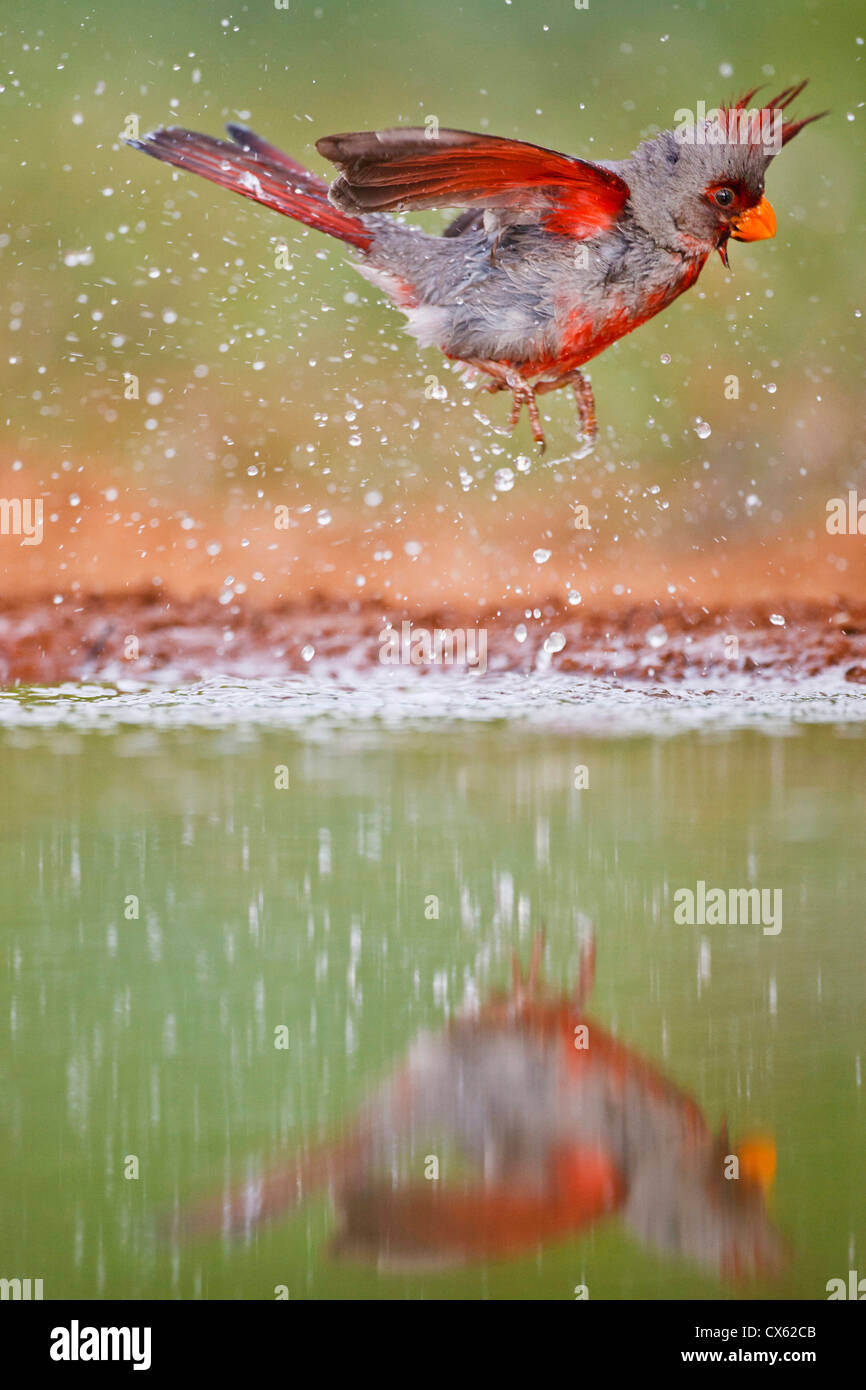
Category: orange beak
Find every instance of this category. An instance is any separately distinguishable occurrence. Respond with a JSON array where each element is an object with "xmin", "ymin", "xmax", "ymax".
[
  {"xmin": 731, "ymin": 196, "xmax": 777, "ymax": 243},
  {"xmin": 737, "ymin": 1133, "xmax": 777, "ymax": 1192}
]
